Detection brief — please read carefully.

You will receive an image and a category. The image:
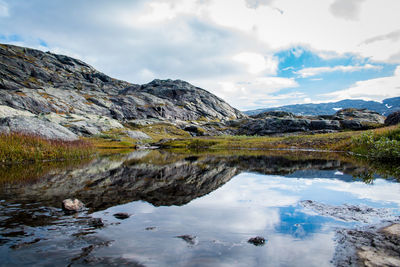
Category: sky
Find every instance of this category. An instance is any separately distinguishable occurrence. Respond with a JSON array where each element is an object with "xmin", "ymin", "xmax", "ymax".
[{"xmin": 0, "ymin": 0, "xmax": 399, "ymax": 111}]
